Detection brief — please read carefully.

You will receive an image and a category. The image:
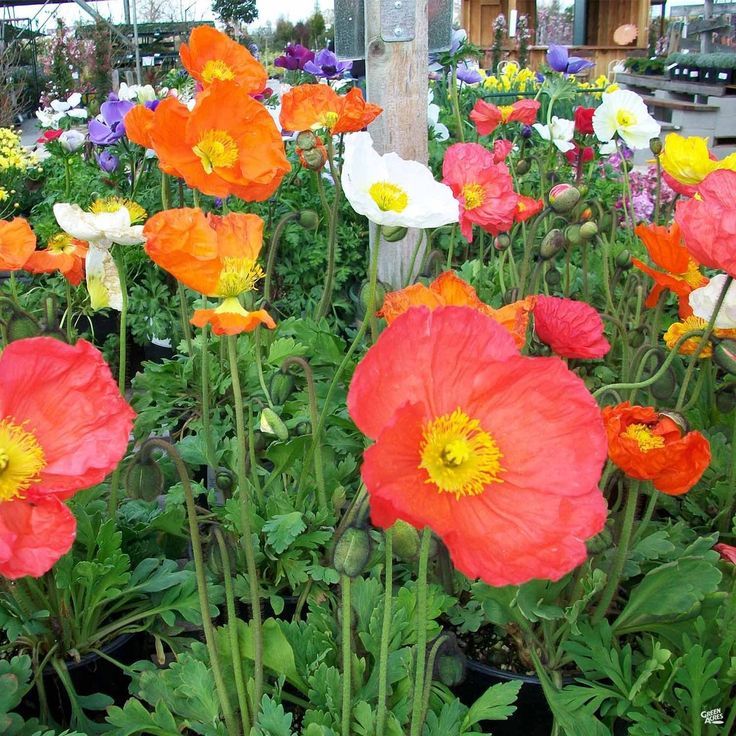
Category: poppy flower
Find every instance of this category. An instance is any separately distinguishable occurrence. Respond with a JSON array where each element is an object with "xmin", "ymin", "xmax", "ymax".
[
  {"xmin": 689, "ymin": 274, "xmax": 736, "ymax": 329},
  {"xmin": 514, "ymin": 195, "xmax": 544, "ymax": 223},
  {"xmin": 342, "ymin": 132, "xmax": 458, "ymax": 228},
  {"xmin": 0, "ymin": 337, "xmax": 134, "ymax": 578},
  {"xmin": 24, "ymin": 233, "xmax": 88, "ymax": 286},
  {"xmin": 660, "ymin": 133, "xmax": 736, "ymax": 197},
  {"xmin": 0, "ymin": 218, "xmax": 36, "ymax": 271},
  {"xmin": 533, "ymin": 295, "xmax": 610, "ymax": 359},
  {"xmin": 714, "ymin": 543, "xmax": 736, "ymax": 565},
  {"xmin": 663, "ymin": 315, "xmax": 736, "ymax": 358},
  {"xmin": 279, "ymin": 84, "xmax": 382, "ymax": 135},
  {"xmin": 37, "ymin": 129, "xmax": 62, "ymax": 144},
  {"xmin": 442, "ymin": 142, "xmax": 518, "ymax": 241},
  {"xmin": 565, "ymin": 144, "xmax": 595, "ymax": 166},
  {"xmin": 492, "ymin": 138, "xmax": 514, "ymax": 163},
  {"xmin": 378, "ymin": 271, "xmax": 533, "ymax": 348},
  {"xmin": 602, "ymin": 402, "xmax": 710, "ymax": 495},
  {"xmin": 348, "ymin": 306, "xmax": 608, "ymax": 586},
  {"xmin": 574, "ymin": 106, "xmax": 595, "ymax": 135},
  {"xmin": 632, "ymin": 222, "xmax": 707, "ymax": 318},
  {"xmin": 533, "ymin": 117, "xmax": 576, "ymax": 153},
  {"xmin": 180, "ymin": 25, "xmax": 266, "ymax": 94},
  {"xmin": 143, "ymin": 208, "xmax": 275, "ymax": 336},
  {"xmin": 676, "ymin": 170, "xmax": 736, "ymax": 278},
  {"xmin": 593, "ymin": 90, "xmax": 660, "ymax": 150},
  {"xmin": 469, "ymin": 98, "xmax": 540, "ymax": 136},
  {"xmin": 147, "ymin": 81, "xmax": 290, "ymax": 201},
  {"xmin": 124, "ymin": 104, "xmax": 156, "ymax": 150}
]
